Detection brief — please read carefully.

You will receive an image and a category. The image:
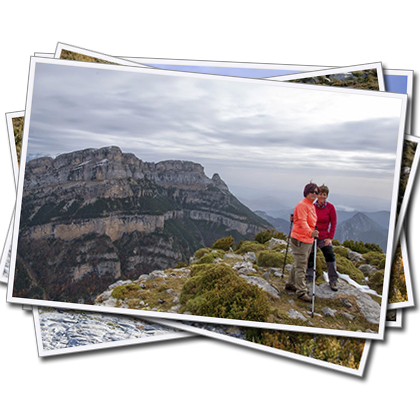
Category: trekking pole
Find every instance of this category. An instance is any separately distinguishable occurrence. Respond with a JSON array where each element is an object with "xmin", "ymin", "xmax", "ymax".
[
  {"xmin": 281, "ymin": 214, "xmax": 294, "ymax": 280},
  {"xmin": 311, "ymin": 225, "xmax": 318, "ymax": 318}
]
